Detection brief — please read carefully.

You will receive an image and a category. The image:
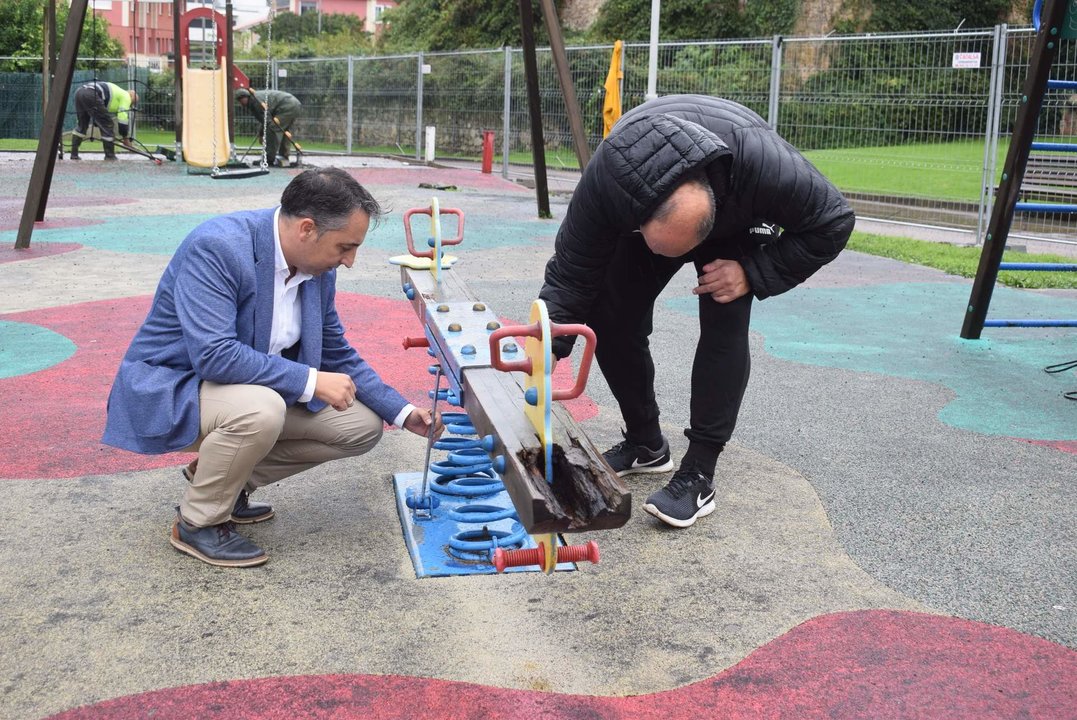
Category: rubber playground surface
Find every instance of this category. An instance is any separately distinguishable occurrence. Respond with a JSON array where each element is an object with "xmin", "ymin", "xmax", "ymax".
[{"xmin": 0, "ymin": 151, "xmax": 1074, "ymax": 719}]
